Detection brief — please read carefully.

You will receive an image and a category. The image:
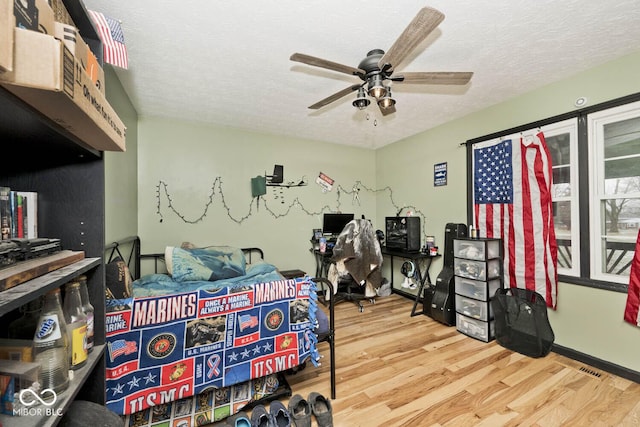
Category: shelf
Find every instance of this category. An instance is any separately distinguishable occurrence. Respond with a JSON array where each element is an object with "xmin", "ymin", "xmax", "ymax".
[
  {"xmin": 0, "ymin": 344, "xmax": 105, "ymax": 427},
  {"xmin": 266, "ymin": 182, "xmax": 307, "ymax": 188},
  {"xmin": 0, "ymin": 257, "xmax": 101, "ymax": 317}
]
